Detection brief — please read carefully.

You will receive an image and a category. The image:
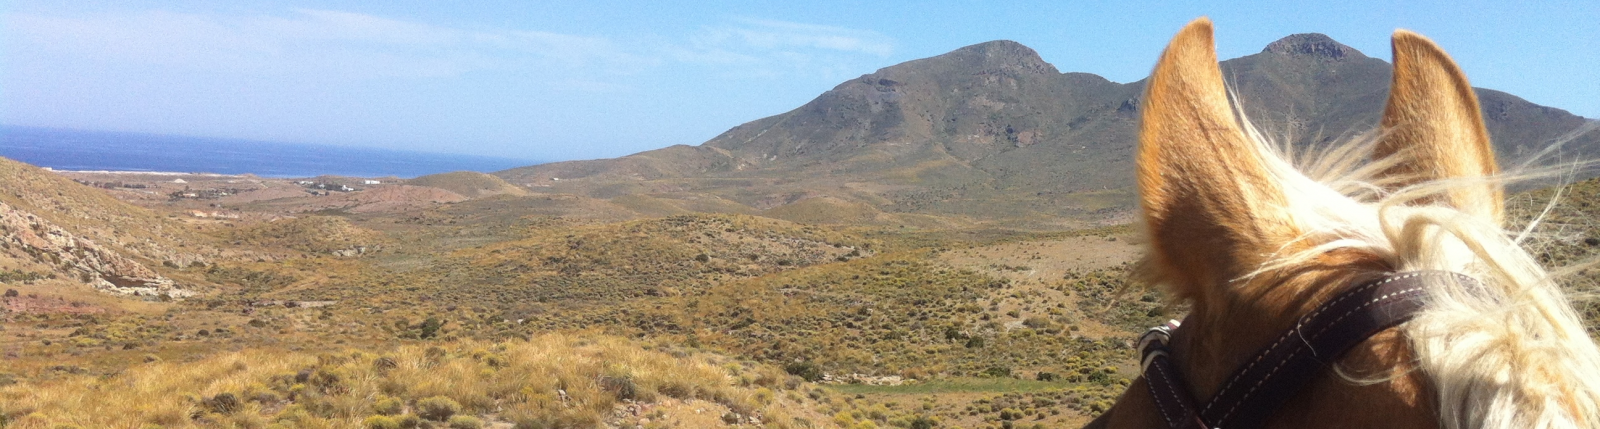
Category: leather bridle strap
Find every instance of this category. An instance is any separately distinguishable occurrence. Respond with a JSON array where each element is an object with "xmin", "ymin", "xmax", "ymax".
[
  {"xmin": 1140, "ymin": 271, "xmax": 1480, "ymax": 429},
  {"xmin": 1140, "ymin": 319, "xmax": 1209, "ymax": 429}
]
